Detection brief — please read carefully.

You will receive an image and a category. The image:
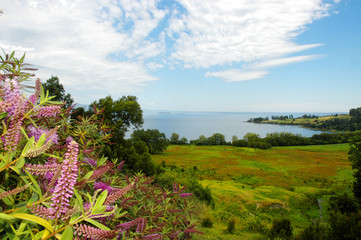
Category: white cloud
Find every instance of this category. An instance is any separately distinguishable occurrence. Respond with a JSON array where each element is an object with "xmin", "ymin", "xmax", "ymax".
[
  {"xmin": 250, "ymin": 54, "xmax": 323, "ymax": 69},
  {"xmin": 169, "ymin": 0, "xmax": 334, "ymax": 68},
  {"xmin": 0, "ymin": 0, "xmax": 340, "ymax": 102},
  {"xmin": 0, "ymin": 0, "xmax": 163, "ymax": 103},
  {"xmin": 206, "ymin": 69, "xmax": 269, "ymax": 82}
]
